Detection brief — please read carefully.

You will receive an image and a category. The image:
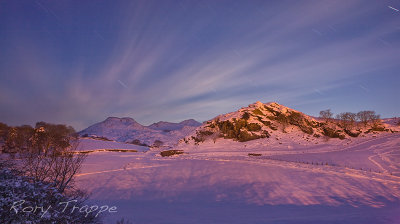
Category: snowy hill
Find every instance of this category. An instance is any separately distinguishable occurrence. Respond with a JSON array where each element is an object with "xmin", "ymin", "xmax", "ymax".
[
  {"xmin": 183, "ymin": 101, "xmax": 397, "ymax": 145},
  {"xmin": 79, "ymin": 117, "xmax": 201, "ymax": 147}
]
